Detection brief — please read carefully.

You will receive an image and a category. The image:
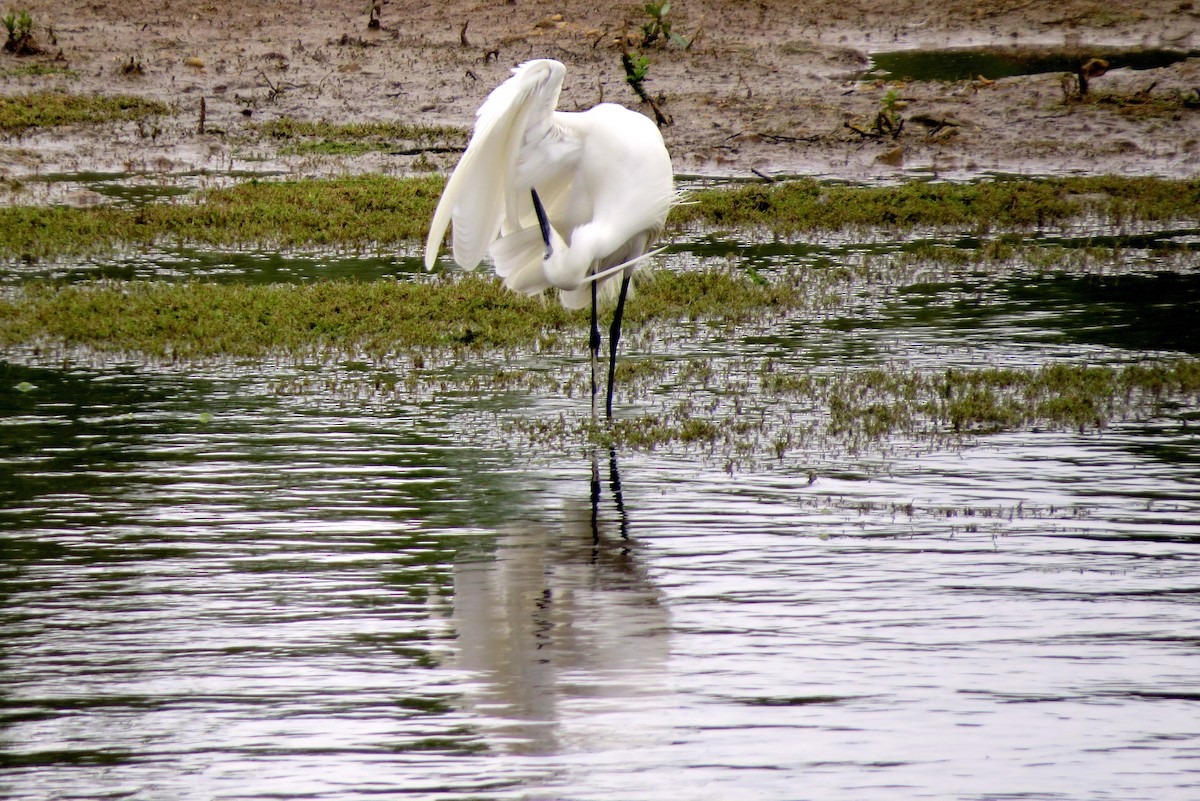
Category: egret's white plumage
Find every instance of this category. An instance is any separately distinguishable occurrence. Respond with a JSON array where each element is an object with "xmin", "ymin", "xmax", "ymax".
[{"xmin": 424, "ymin": 58, "xmax": 675, "ymax": 419}]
